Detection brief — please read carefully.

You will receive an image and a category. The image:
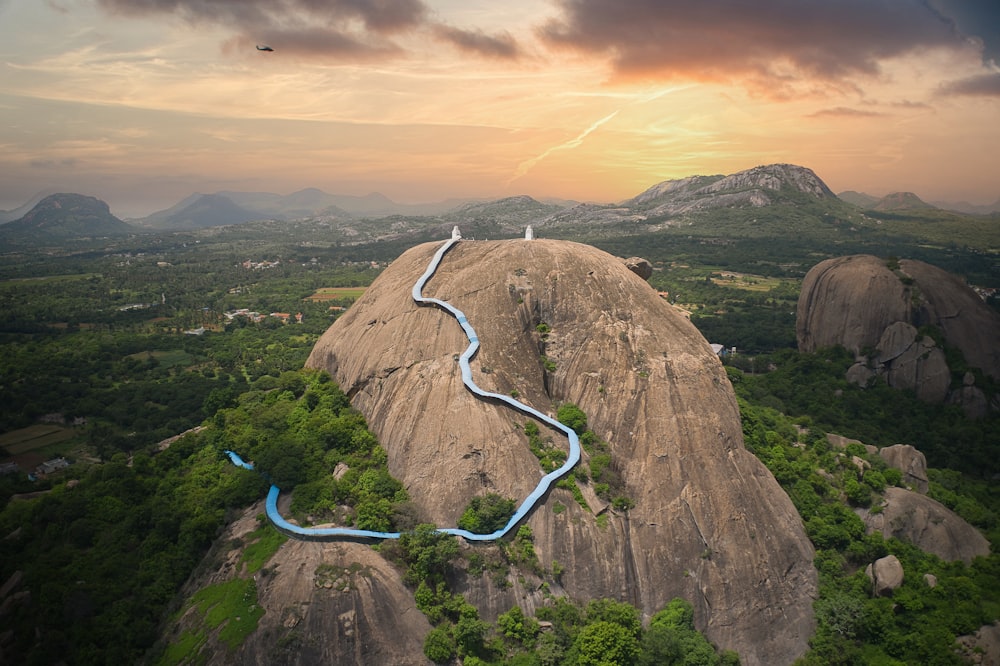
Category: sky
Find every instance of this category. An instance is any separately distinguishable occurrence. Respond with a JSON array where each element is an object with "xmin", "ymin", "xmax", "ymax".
[{"xmin": 0, "ymin": 0, "xmax": 998, "ymax": 218}]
